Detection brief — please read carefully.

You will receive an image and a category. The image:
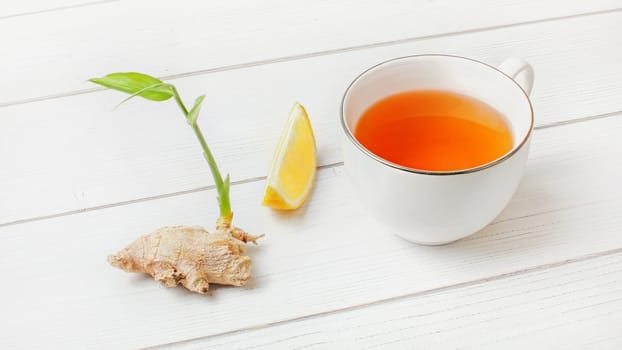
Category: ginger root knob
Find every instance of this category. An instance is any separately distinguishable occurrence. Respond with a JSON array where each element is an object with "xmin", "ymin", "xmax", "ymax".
[{"xmin": 108, "ymin": 225, "xmax": 263, "ymax": 294}]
